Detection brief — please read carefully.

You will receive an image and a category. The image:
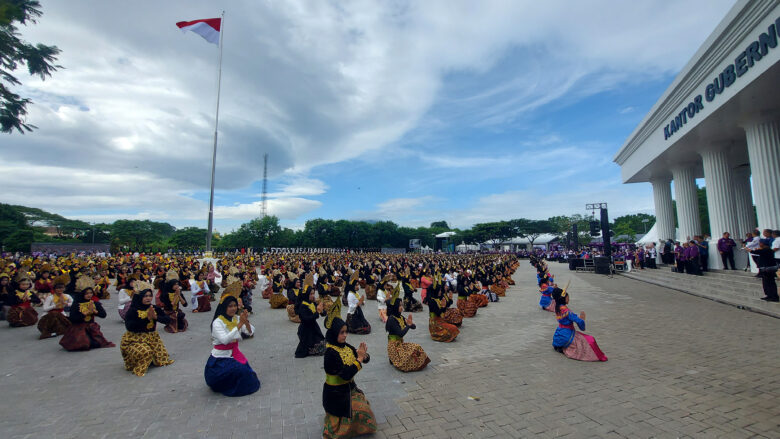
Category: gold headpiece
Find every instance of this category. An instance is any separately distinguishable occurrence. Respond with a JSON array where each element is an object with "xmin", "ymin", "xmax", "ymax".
[
  {"xmin": 220, "ymin": 281, "xmax": 242, "ymax": 304},
  {"xmin": 75, "ymin": 275, "xmax": 95, "ymax": 292},
  {"xmin": 53, "ymin": 273, "xmax": 71, "ymax": 287},
  {"xmin": 135, "ymin": 280, "xmax": 153, "ymax": 292},
  {"xmin": 324, "ymin": 294, "xmax": 342, "ymax": 329},
  {"xmin": 165, "ymin": 268, "xmax": 179, "ymax": 282},
  {"xmin": 304, "ymin": 273, "xmax": 314, "ymax": 288},
  {"xmin": 14, "ymin": 271, "xmax": 32, "ymax": 283},
  {"xmin": 350, "ymin": 269, "xmax": 359, "ymax": 282},
  {"xmin": 561, "ymin": 279, "xmax": 571, "ymax": 298}
]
